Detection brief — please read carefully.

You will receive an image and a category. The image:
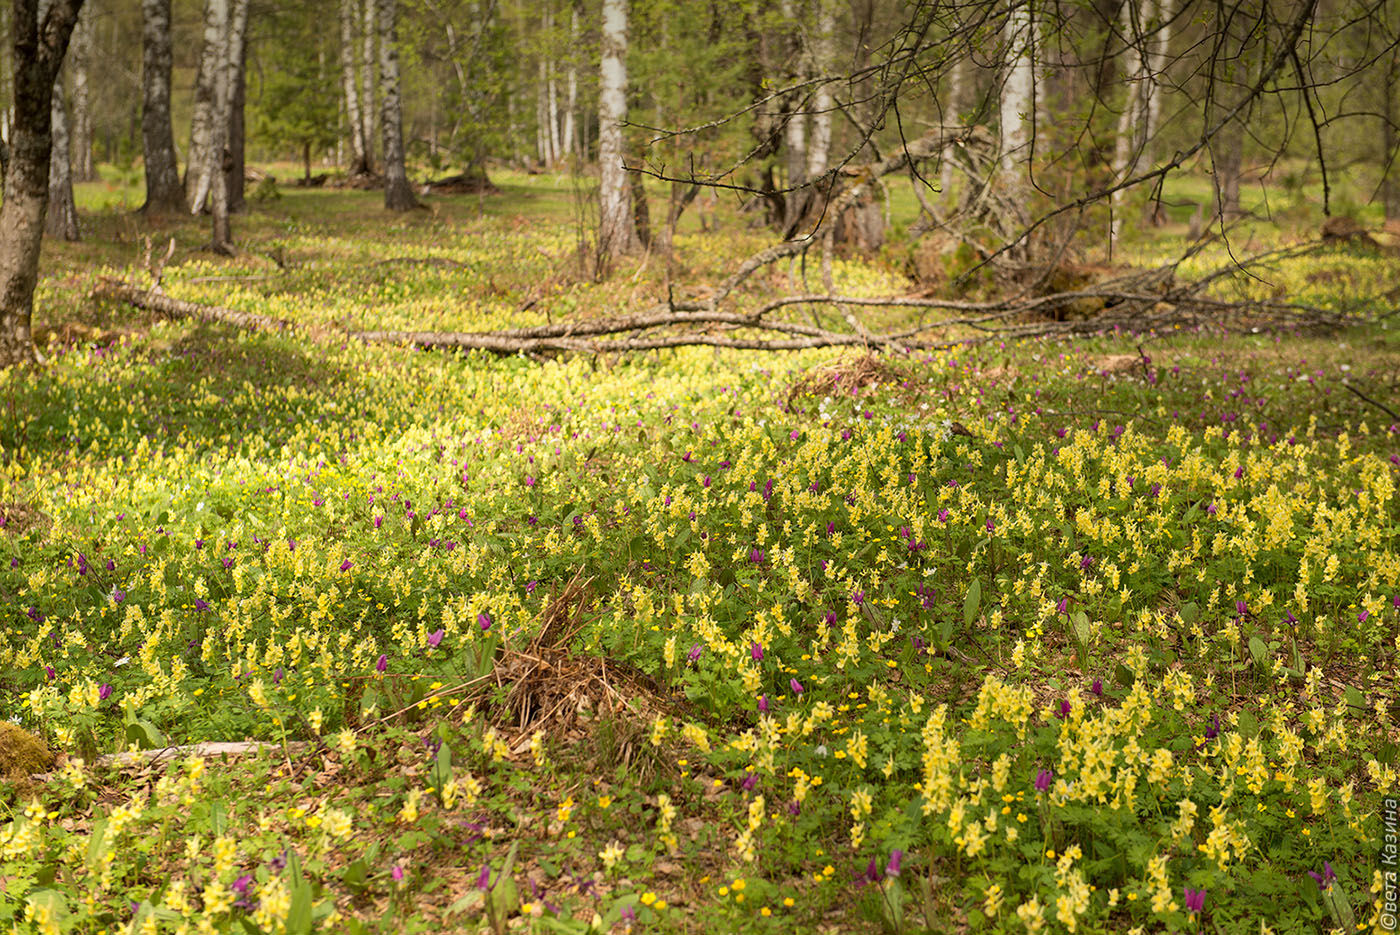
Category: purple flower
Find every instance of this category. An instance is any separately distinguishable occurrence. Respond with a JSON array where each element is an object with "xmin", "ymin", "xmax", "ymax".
[
  {"xmin": 741, "ymin": 773, "xmax": 759, "ymax": 792},
  {"xmin": 687, "ymin": 643, "xmax": 702, "ymax": 664},
  {"xmin": 391, "ymin": 865, "xmax": 405, "ymax": 883},
  {"xmin": 476, "ymin": 864, "xmax": 492, "ymax": 891},
  {"xmin": 619, "ymin": 904, "xmax": 637, "ymax": 922},
  {"xmin": 857, "ymin": 856, "xmax": 883, "ymax": 887},
  {"xmin": 340, "ymin": 559, "xmax": 353, "ymax": 572},
  {"xmin": 789, "ymin": 678, "xmax": 804, "ymax": 695},
  {"xmin": 373, "ymin": 515, "xmax": 383, "ymax": 529},
  {"xmin": 985, "ymin": 517, "xmax": 995, "ymax": 532},
  {"xmin": 936, "ymin": 509, "xmax": 950, "ymax": 523},
  {"xmin": 1034, "ymin": 769, "xmax": 1053, "ymax": 792},
  {"xmin": 376, "ymin": 654, "xmax": 388, "ymax": 673},
  {"xmin": 1090, "ymin": 678, "xmax": 1102, "ymax": 697},
  {"xmin": 749, "ymin": 548, "xmax": 765, "ymax": 565},
  {"xmin": 44, "ymin": 665, "xmax": 55, "ymax": 679},
  {"xmin": 1204, "ymin": 713, "xmax": 1221, "ymax": 741},
  {"xmin": 1057, "ymin": 700, "xmax": 1072, "ymax": 719},
  {"xmin": 885, "ymin": 849, "xmax": 903, "ymax": 878},
  {"xmin": 1235, "ymin": 600, "xmax": 1248, "ymax": 617},
  {"xmin": 525, "ymin": 475, "xmax": 535, "ymax": 487},
  {"xmin": 232, "ymin": 874, "xmax": 254, "ymax": 894},
  {"xmin": 1183, "ymin": 886, "xmax": 1206, "ymax": 913},
  {"xmin": 1358, "ymin": 609, "xmax": 1369, "ymax": 623},
  {"xmin": 112, "ymin": 589, "xmax": 126, "ymax": 604},
  {"xmin": 1056, "ymin": 597, "xmax": 1068, "ymax": 615},
  {"xmin": 1307, "ymin": 861, "xmax": 1337, "ymax": 892},
  {"xmin": 478, "ymin": 612, "xmax": 492, "ymax": 632},
  {"xmin": 98, "ymin": 683, "xmax": 112, "ymax": 701},
  {"xmin": 1079, "ymin": 555, "xmax": 1094, "ymax": 570},
  {"xmin": 750, "ymin": 642, "xmax": 763, "ymax": 662},
  {"xmin": 273, "ymin": 668, "xmax": 284, "ymax": 685},
  {"xmin": 194, "ymin": 598, "xmax": 210, "ymax": 612},
  {"xmin": 427, "ymin": 628, "xmax": 445, "ymax": 649},
  {"xmin": 758, "ymin": 694, "xmax": 769, "ymax": 713}
]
